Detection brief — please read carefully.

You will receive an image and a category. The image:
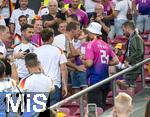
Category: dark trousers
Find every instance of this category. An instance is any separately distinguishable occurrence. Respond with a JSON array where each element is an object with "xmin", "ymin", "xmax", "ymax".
[
  {"xmin": 88, "ymin": 85, "xmax": 110, "ymax": 110},
  {"xmin": 50, "ymin": 85, "xmax": 61, "ymax": 106},
  {"xmin": 125, "ymin": 73, "xmax": 139, "ymax": 87}
]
